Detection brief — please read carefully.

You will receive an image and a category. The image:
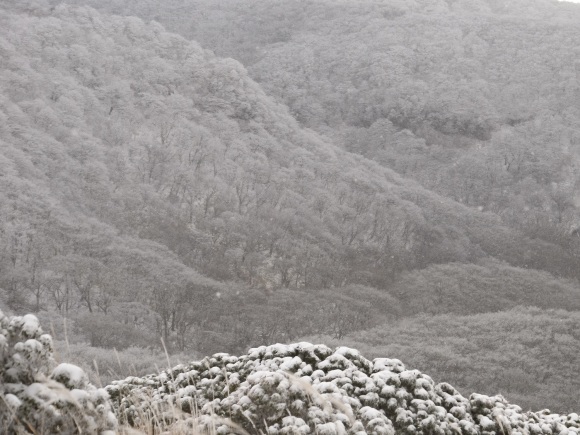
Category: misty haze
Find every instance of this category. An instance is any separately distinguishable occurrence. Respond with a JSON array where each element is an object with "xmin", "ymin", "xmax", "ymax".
[{"xmin": 0, "ymin": 0, "xmax": 579, "ymax": 433}]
